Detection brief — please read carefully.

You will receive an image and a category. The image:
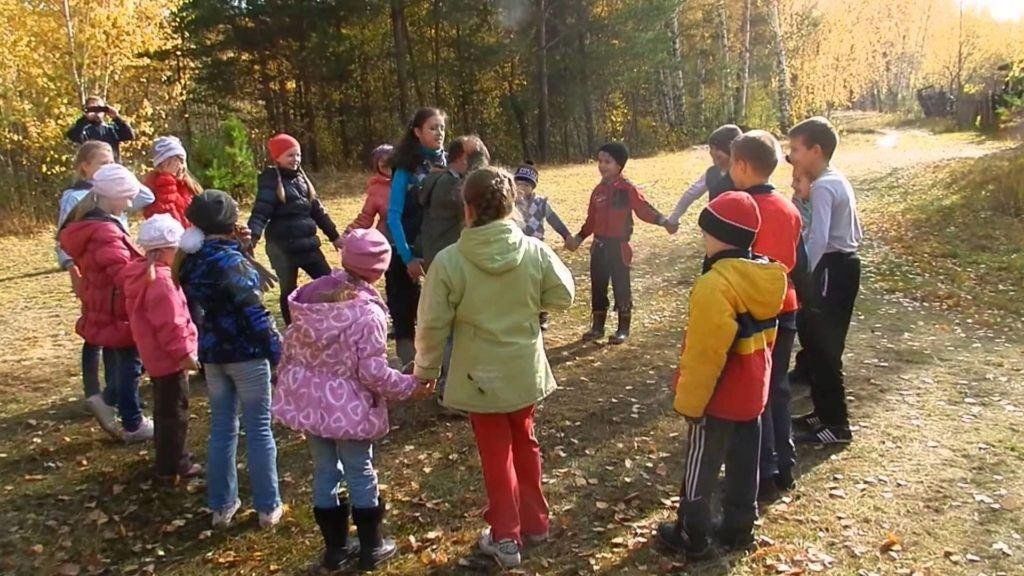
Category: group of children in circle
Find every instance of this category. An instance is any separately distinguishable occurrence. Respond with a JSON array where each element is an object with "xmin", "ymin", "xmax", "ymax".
[{"xmin": 55, "ymin": 101, "xmax": 861, "ymax": 570}]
